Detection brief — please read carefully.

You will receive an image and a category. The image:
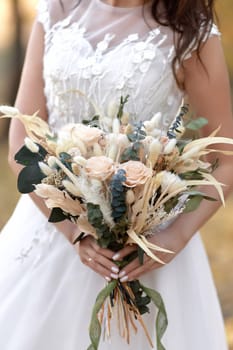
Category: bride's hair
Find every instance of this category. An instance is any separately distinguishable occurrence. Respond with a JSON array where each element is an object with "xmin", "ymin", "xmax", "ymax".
[
  {"xmin": 59, "ymin": 0, "xmax": 216, "ymax": 83},
  {"xmin": 152, "ymin": 0, "xmax": 216, "ymax": 83}
]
